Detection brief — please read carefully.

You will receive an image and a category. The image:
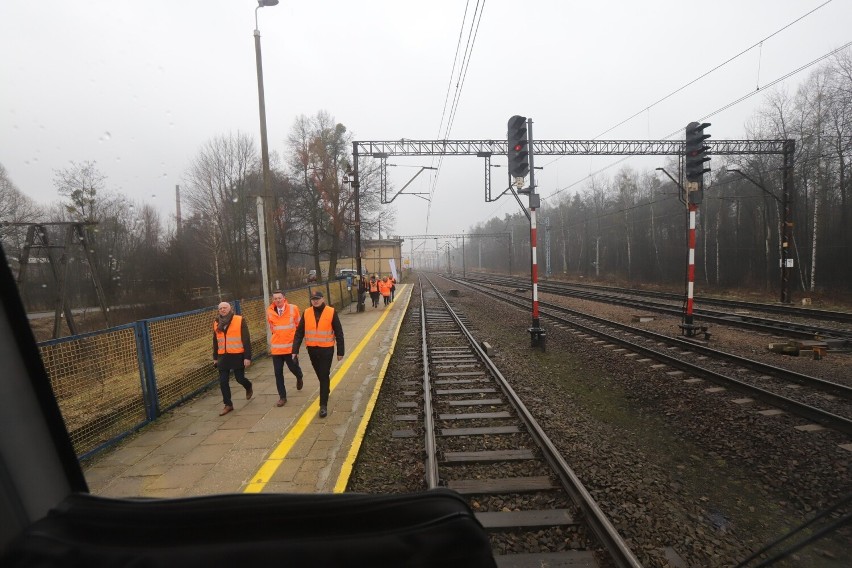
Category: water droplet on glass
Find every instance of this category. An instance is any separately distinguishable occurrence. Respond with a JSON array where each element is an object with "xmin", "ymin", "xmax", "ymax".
[
  {"xmin": 41, "ymin": 284, "xmax": 48, "ymax": 288},
  {"xmin": 232, "ymin": 196, "xmax": 239, "ymax": 203},
  {"xmin": 151, "ymin": 194, "xmax": 157, "ymax": 198},
  {"xmin": 115, "ymin": 156, "xmax": 121, "ymax": 162},
  {"xmin": 102, "ymin": 131, "xmax": 111, "ymax": 141}
]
